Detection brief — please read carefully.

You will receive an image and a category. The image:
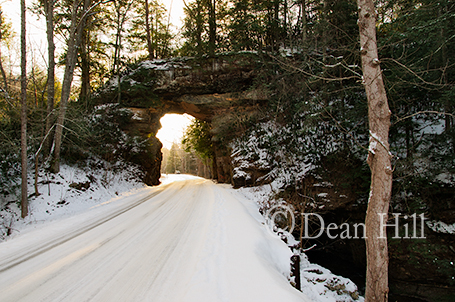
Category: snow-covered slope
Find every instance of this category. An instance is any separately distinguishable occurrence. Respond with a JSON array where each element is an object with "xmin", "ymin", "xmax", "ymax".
[{"xmin": 1, "ymin": 162, "xmax": 146, "ymax": 239}]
